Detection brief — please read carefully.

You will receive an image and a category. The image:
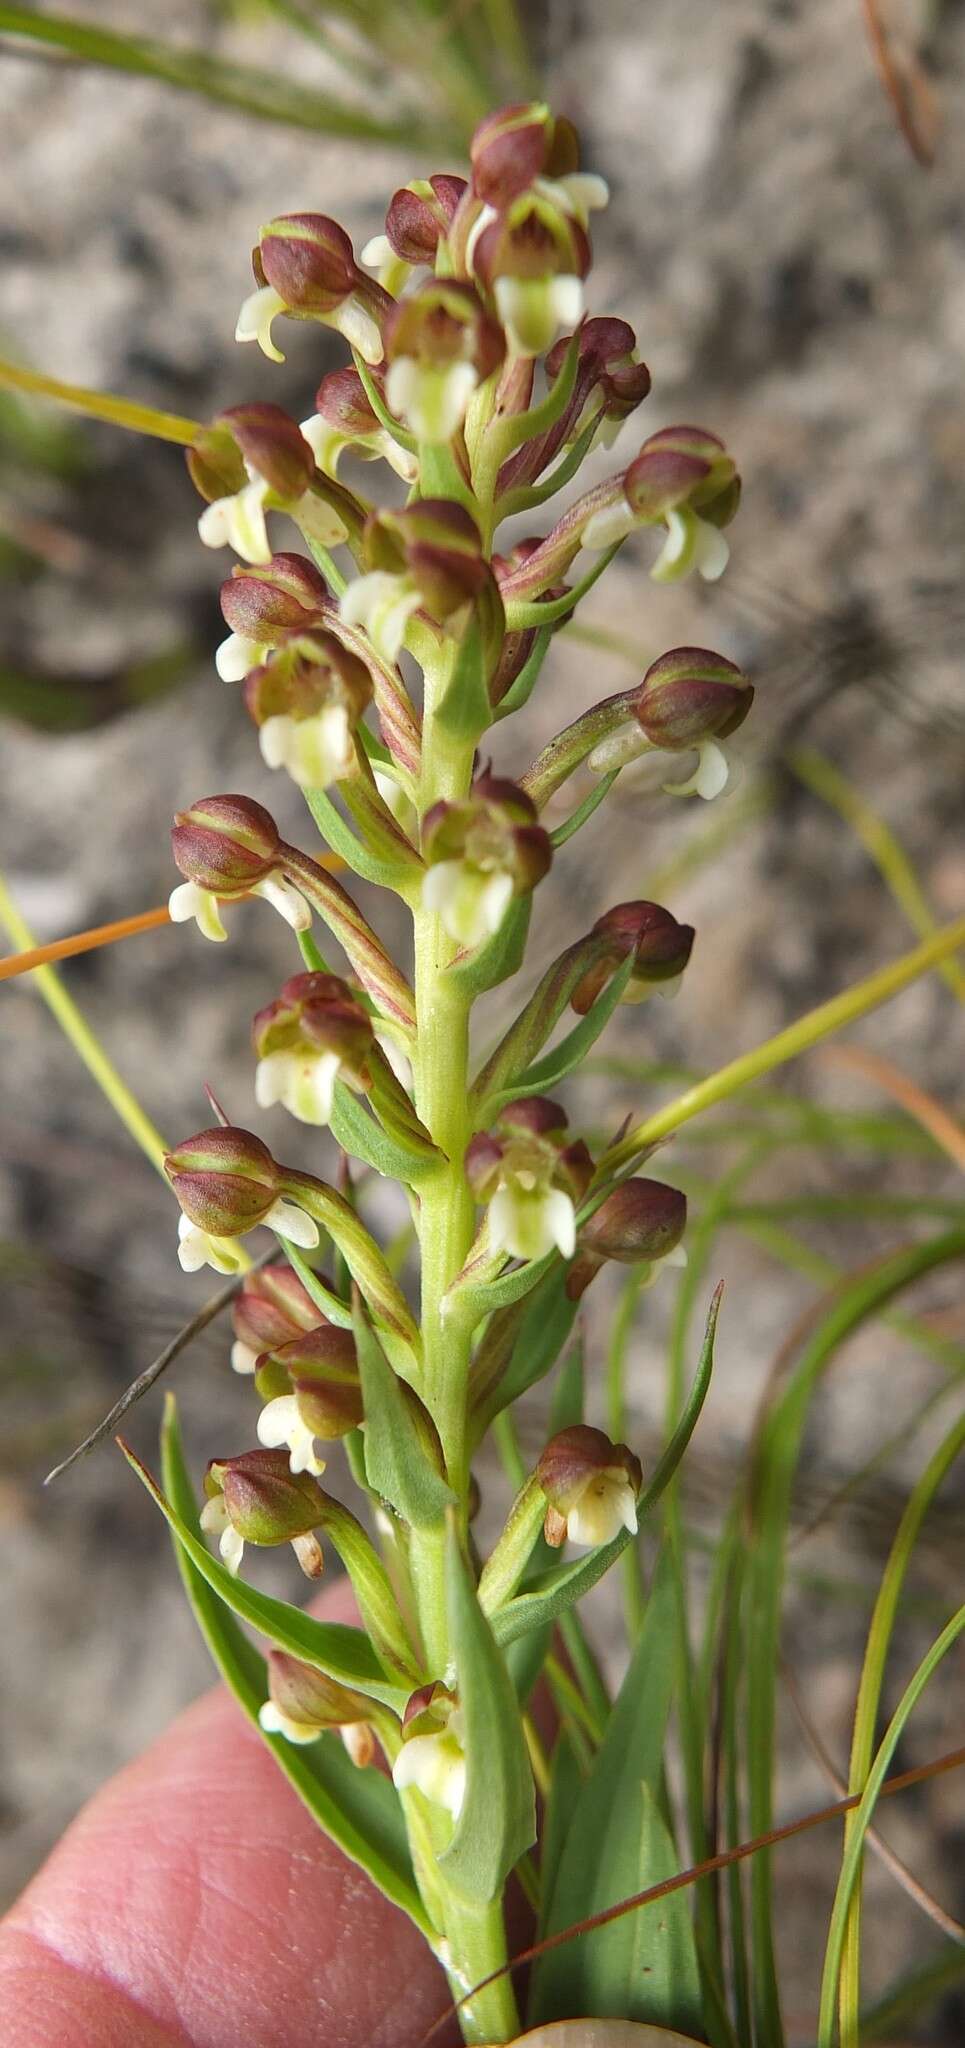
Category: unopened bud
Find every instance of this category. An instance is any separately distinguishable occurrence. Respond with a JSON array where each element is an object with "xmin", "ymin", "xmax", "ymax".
[
  {"xmin": 538, "ymin": 1425, "xmax": 642, "ymax": 1550},
  {"xmin": 571, "ymin": 901, "xmax": 695, "ymax": 1014},
  {"xmin": 385, "ymin": 174, "xmax": 467, "ymax": 264},
  {"xmin": 231, "ymin": 1262, "xmax": 324, "ymax": 1374},
  {"xmin": 200, "ymin": 1447, "xmax": 327, "ymax": 1577},
  {"xmin": 220, "ymin": 554, "xmax": 330, "ymax": 641},
  {"xmin": 257, "ymin": 213, "xmax": 359, "ymax": 311},
  {"xmin": 260, "ymin": 1649, "xmax": 372, "ymax": 1744},
  {"xmin": 567, "ymin": 1179, "xmax": 687, "ymax": 1298},
  {"xmin": 633, "ymin": 646, "xmax": 753, "ymax": 751},
  {"xmin": 470, "ymin": 101, "xmax": 578, "ymax": 206},
  {"xmin": 165, "ymin": 1124, "xmax": 319, "ymax": 1268},
  {"xmin": 171, "ymin": 793, "xmax": 280, "ymax": 896}
]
